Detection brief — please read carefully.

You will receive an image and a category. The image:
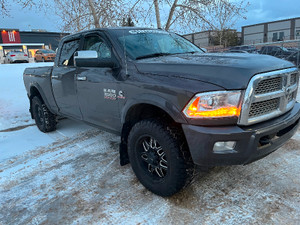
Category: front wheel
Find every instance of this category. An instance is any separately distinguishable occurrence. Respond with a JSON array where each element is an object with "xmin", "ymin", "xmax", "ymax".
[
  {"xmin": 32, "ymin": 96, "xmax": 57, "ymax": 132},
  {"xmin": 128, "ymin": 119, "xmax": 193, "ymax": 197}
]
